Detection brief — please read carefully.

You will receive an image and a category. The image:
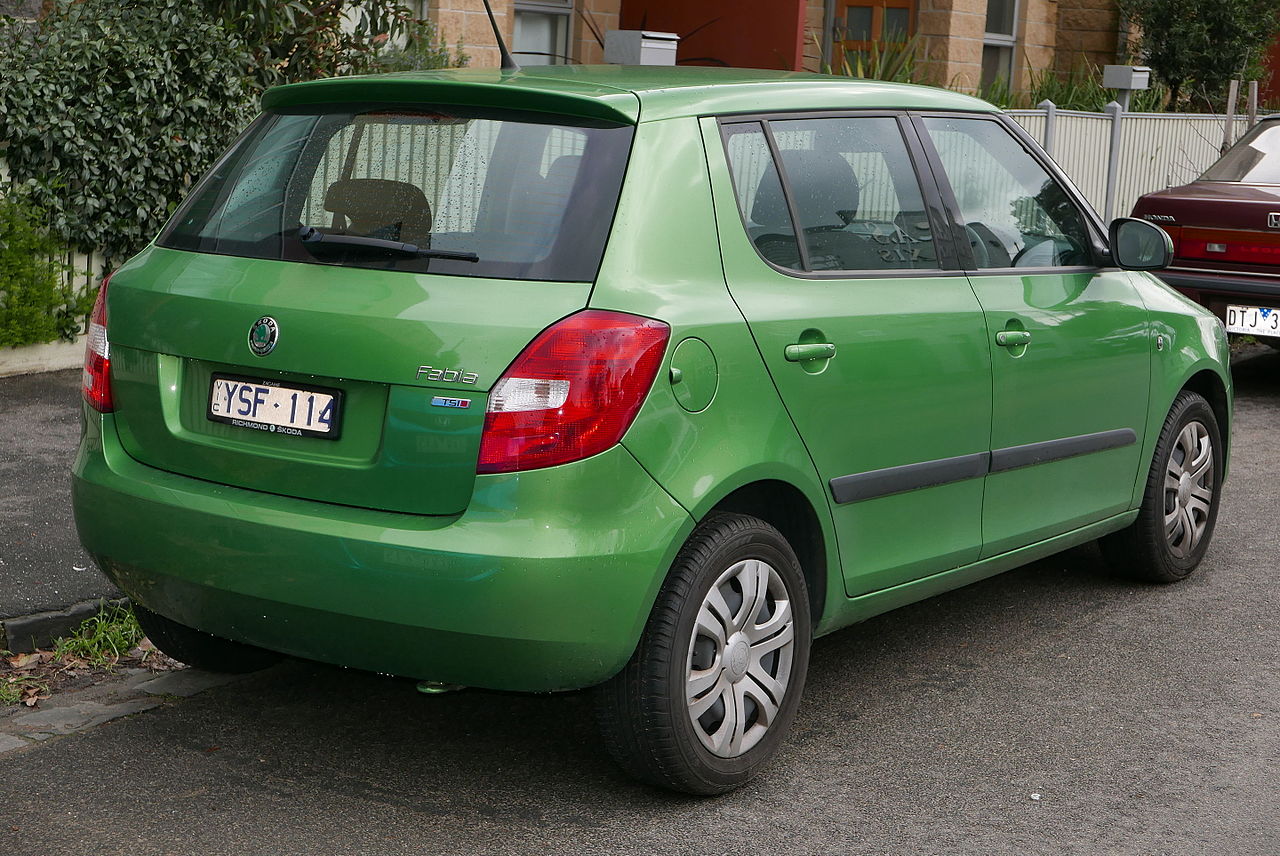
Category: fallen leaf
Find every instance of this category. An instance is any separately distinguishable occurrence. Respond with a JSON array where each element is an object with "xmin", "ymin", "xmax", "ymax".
[{"xmin": 5, "ymin": 653, "xmax": 38, "ymax": 670}]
